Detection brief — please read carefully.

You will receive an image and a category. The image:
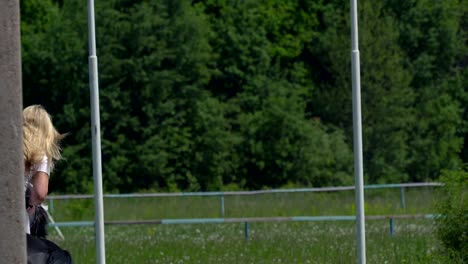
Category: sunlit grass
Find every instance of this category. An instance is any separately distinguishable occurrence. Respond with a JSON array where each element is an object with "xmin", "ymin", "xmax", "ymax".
[
  {"xmin": 47, "ymin": 186, "xmax": 441, "ymax": 221},
  {"xmin": 49, "ymin": 220, "xmax": 444, "ymax": 263},
  {"xmin": 44, "ymin": 187, "xmax": 446, "ymax": 263}
]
